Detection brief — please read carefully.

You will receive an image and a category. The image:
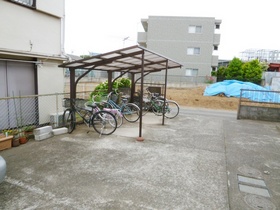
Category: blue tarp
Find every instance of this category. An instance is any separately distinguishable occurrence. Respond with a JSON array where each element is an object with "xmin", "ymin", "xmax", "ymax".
[
  {"xmin": 203, "ymin": 80, "xmax": 280, "ymax": 103},
  {"xmin": 203, "ymin": 80, "xmax": 266, "ymax": 97}
]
